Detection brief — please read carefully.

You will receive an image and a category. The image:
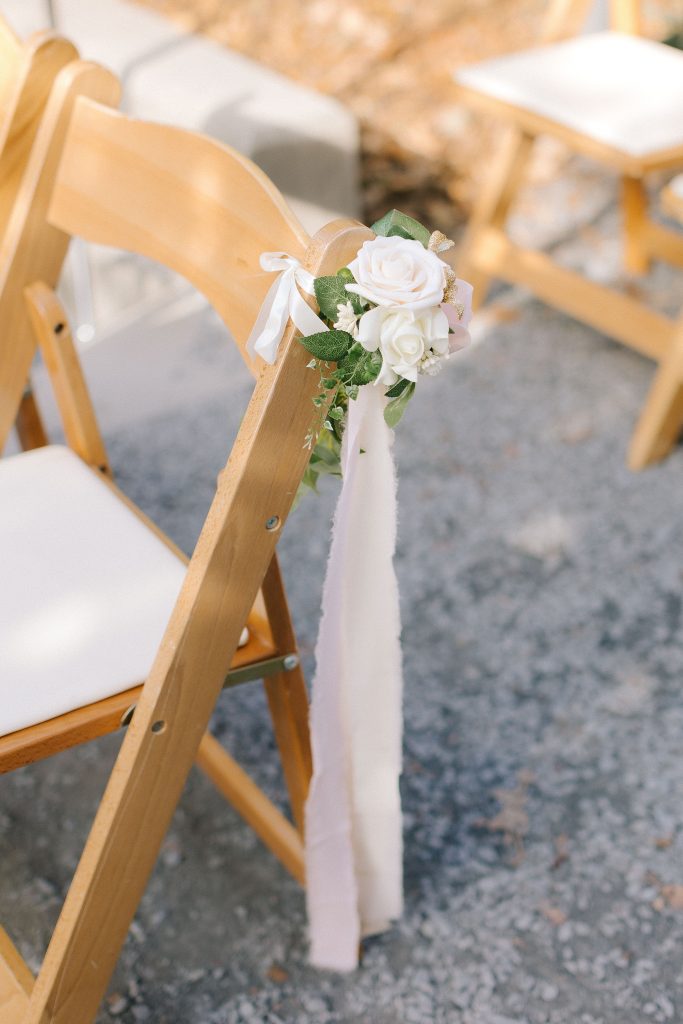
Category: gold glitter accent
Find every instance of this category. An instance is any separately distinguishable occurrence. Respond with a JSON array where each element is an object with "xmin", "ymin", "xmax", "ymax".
[
  {"xmin": 443, "ymin": 266, "xmax": 459, "ymax": 304},
  {"xmin": 428, "ymin": 230, "xmax": 455, "ymax": 254}
]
